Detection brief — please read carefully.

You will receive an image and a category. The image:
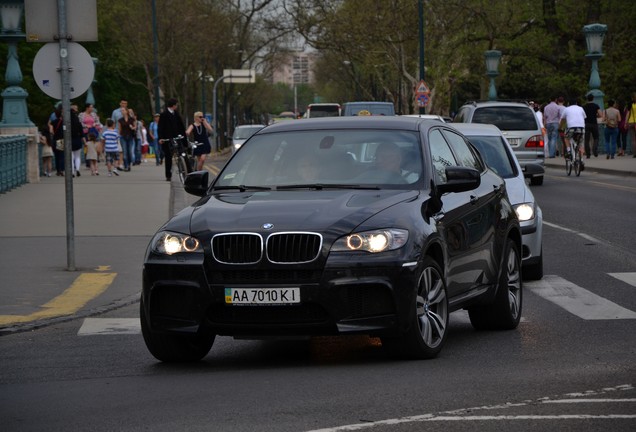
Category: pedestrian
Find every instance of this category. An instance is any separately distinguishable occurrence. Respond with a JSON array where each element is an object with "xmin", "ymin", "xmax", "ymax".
[
  {"xmin": 139, "ymin": 119, "xmax": 149, "ymax": 162},
  {"xmin": 79, "ymin": 103, "xmax": 102, "ymax": 168},
  {"xmin": 627, "ymin": 93, "xmax": 636, "ymax": 157},
  {"xmin": 543, "ymin": 96, "xmax": 562, "ymax": 158},
  {"xmin": 129, "ymin": 108, "xmax": 142, "ymax": 165},
  {"xmin": 39, "ymin": 125, "xmax": 54, "ymax": 177},
  {"xmin": 148, "ymin": 113, "xmax": 161, "ymax": 165},
  {"xmin": 48, "ymin": 102, "xmax": 65, "ymax": 176},
  {"xmin": 118, "ymin": 107, "xmax": 136, "ymax": 171},
  {"xmin": 70, "ymin": 104, "xmax": 85, "ymax": 177},
  {"xmin": 111, "ymin": 98, "xmax": 128, "ymax": 170},
  {"xmin": 101, "ymin": 119, "xmax": 120, "ymax": 177},
  {"xmin": 185, "ymin": 111, "xmax": 213, "ymax": 171},
  {"xmin": 582, "ymin": 94, "xmax": 601, "ymax": 158},
  {"xmin": 617, "ymin": 101, "xmax": 628, "ymax": 156},
  {"xmin": 603, "ymin": 99, "xmax": 621, "ymax": 159},
  {"xmin": 158, "ymin": 98, "xmax": 186, "ymax": 182},
  {"xmin": 85, "ymin": 132, "xmax": 100, "ymax": 175}
]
